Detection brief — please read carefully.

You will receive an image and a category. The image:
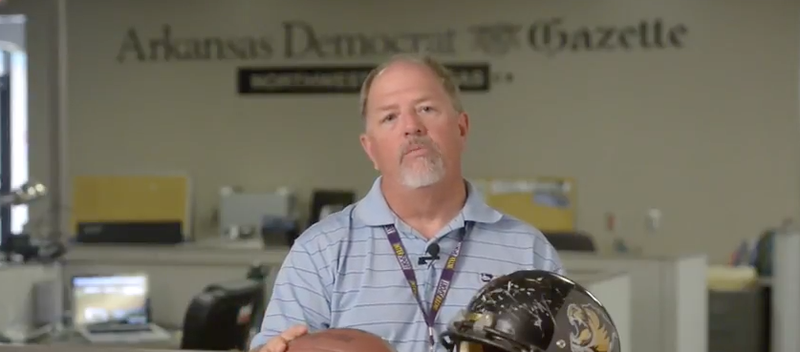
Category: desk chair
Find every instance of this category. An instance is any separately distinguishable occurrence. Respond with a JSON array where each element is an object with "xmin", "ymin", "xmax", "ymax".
[
  {"xmin": 308, "ymin": 190, "xmax": 356, "ymax": 227},
  {"xmin": 542, "ymin": 231, "xmax": 597, "ymax": 252},
  {"xmin": 180, "ymin": 279, "xmax": 265, "ymax": 351}
]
